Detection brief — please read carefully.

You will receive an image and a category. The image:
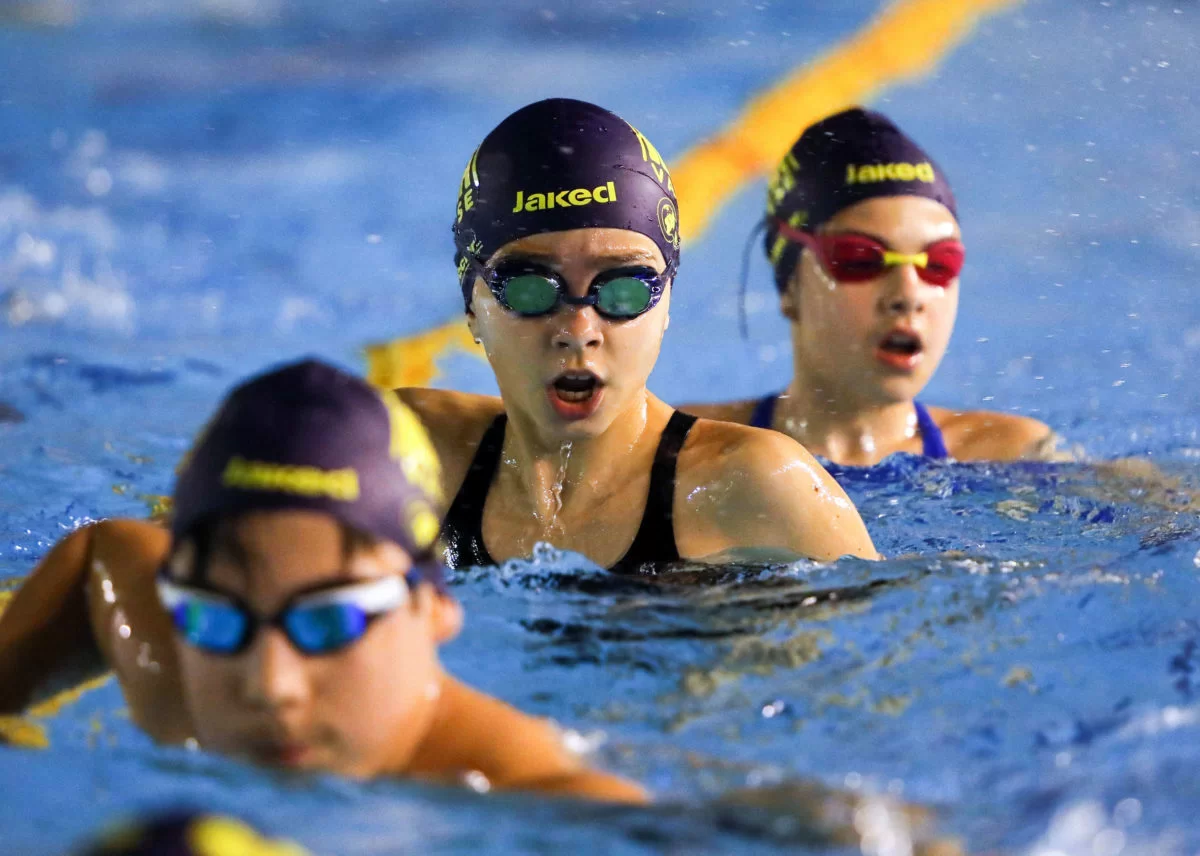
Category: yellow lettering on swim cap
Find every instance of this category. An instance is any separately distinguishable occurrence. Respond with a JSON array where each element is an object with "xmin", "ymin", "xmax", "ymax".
[
  {"xmin": 380, "ymin": 392, "xmax": 444, "ymax": 506},
  {"xmin": 767, "ymin": 152, "xmax": 800, "ymax": 214},
  {"xmin": 188, "ymin": 815, "xmax": 312, "ymax": 856},
  {"xmin": 456, "ymin": 148, "xmax": 480, "ymax": 223},
  {"xmin": 845, "ymin": 162, "xmax": 936, "ymax": 186},
  {"xmin": 511, "ymin": 182, "xmax": 618, "ymax": 214},
  {"xmin": 221, "ymin": 458, "xmax": 360, "ymax": 502},
  {"xmin": 627, "ymin": 123, "xmax": 676, "ymax": 194}
]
